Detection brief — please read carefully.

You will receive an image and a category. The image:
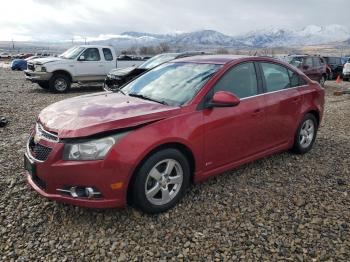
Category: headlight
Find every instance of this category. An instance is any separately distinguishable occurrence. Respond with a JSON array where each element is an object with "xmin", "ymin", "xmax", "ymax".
[
  {"xmin": 63, "ymin": 133, "xmax": 128, "ymax": 161},
  {"xmin": 107, "ymin": 74, "xmax": 119, "ymax": 80},
  {"xmin": 35, "ymin": 65, "xmax": 46, "ymax": 72}
]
